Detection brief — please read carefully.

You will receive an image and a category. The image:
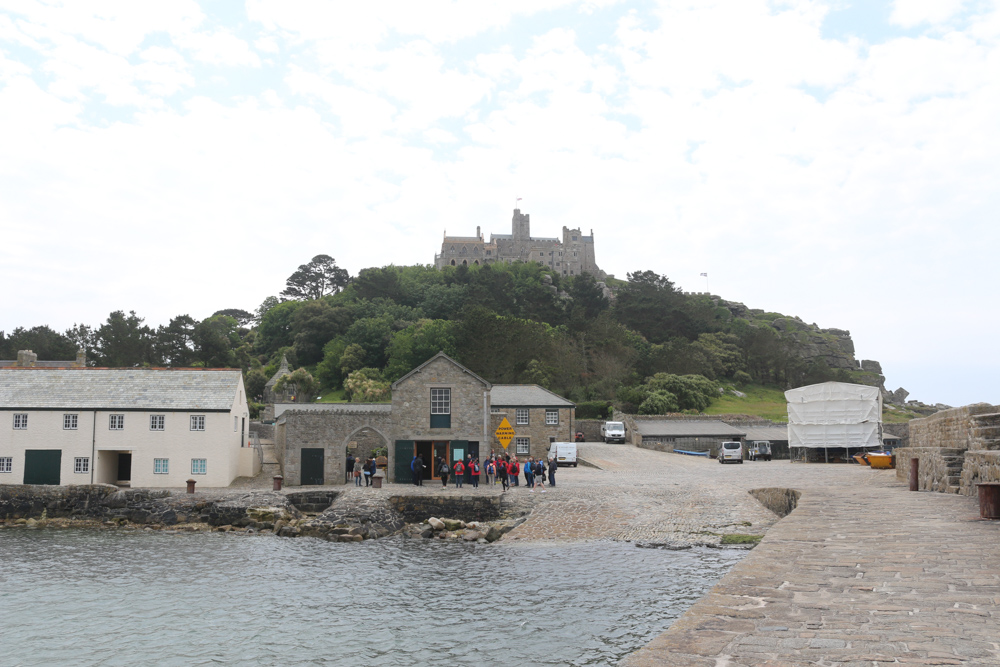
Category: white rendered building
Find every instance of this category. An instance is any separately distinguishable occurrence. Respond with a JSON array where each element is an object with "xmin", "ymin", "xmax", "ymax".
[{"xmin": 0, "ymin": 368, "xmax": 254, "ymax": 488}]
